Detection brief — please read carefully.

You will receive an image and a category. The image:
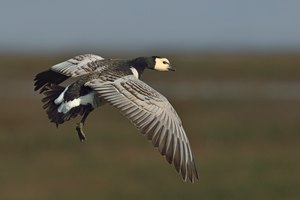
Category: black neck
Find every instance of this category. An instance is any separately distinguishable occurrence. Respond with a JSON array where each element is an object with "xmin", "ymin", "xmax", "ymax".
[{"xmin": 130, "ymin": 57, "xmax": 149, "ymax": 77}]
